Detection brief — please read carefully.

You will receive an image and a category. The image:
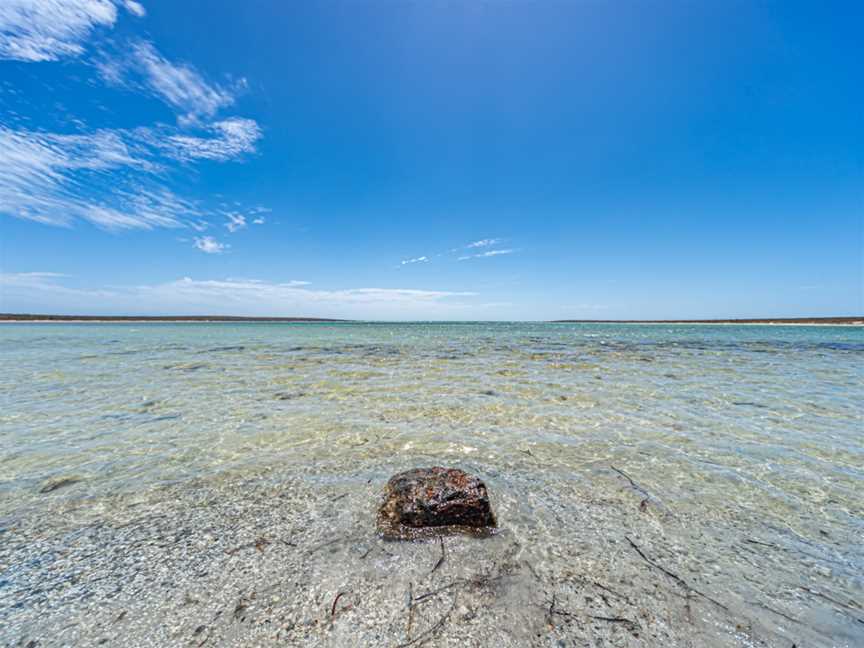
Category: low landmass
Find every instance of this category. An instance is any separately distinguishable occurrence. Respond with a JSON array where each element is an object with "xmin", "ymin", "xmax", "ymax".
[
  {"xmin": 0, "ymin": 314, "xmax": 348, "ymax": 322},
  {"xmin": 553, "ymin": 316, "xmax": 863, "ymax": 325},
  {"xmin": 2, "ymin": 314, "xmax": 861, "ymax": 325}
]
